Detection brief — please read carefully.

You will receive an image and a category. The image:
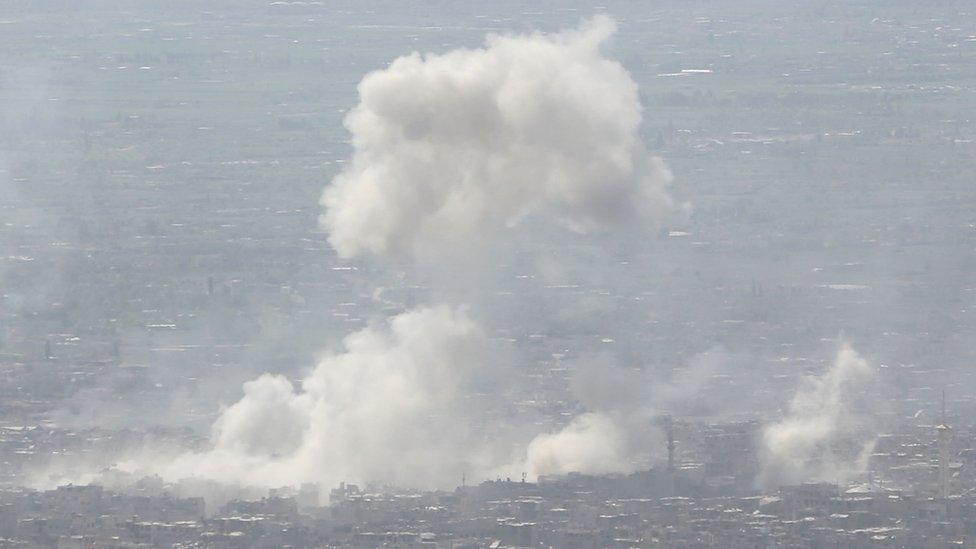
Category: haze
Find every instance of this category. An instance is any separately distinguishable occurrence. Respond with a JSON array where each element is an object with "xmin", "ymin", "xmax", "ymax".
[{"xmin": 1, "ymin": 1, "xmax": 974, "ymax": 547}]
